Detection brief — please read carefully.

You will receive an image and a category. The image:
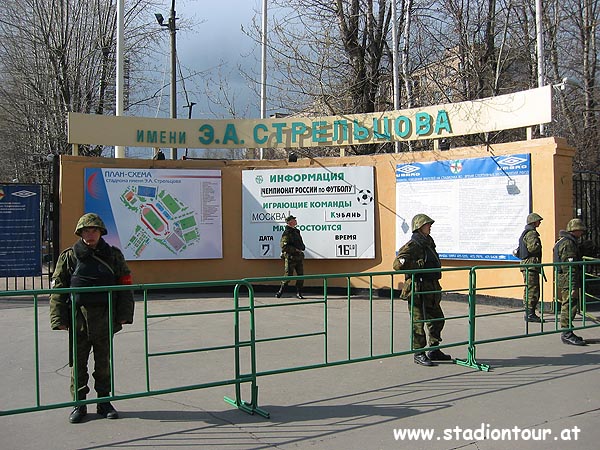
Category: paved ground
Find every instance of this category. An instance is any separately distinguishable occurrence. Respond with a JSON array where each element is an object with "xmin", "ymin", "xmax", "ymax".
[{"xmin": 1, "ymin": 291, "xmax": 599, "ymax": 450}]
